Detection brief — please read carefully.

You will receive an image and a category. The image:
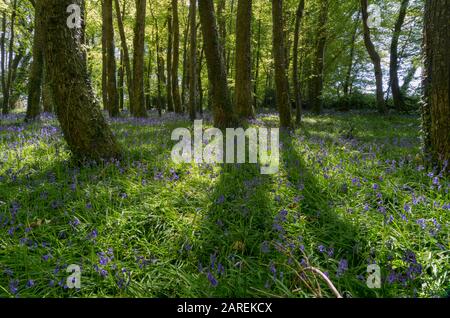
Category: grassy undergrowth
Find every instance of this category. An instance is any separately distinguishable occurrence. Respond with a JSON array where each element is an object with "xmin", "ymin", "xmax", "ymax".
[{"xmin": 0, "ymin": 111, "xmax": 448, "ymax": 298}]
